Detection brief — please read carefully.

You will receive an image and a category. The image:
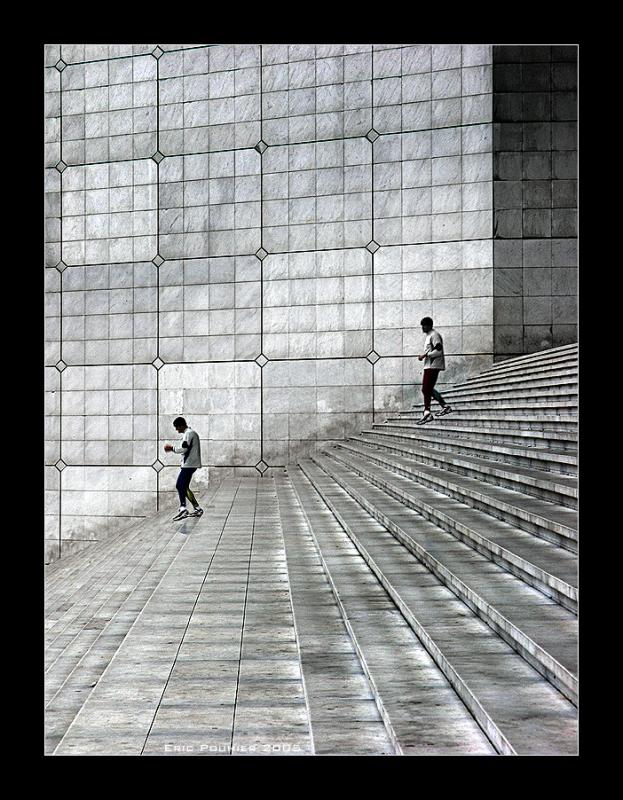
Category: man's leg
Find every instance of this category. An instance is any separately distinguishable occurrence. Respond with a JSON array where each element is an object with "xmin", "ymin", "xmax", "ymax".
[
  {"xmin": 431, "ymin": 384, "xmax": 446, "ymax": 407},
  {"xmin": 186, "ymin": 486, "xmax": 198, "ymax": 508},
  {"xmin": 175, "ymin": 469, "xmax": 193, "ymax": 508},
  {"xmin": 185, "ymin": 468, "xmax": 200, "ymax": 510},
  {"xmin": 430, "ymin": 373, "xmax": 453, "ymax": 416},
  {"xmin": 421, "ymin": 369, "xmax": 438, "ymax": 411},
  {"xmin": 417, "ymin": 369, "xmax": 437, "ymax": 423}
]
